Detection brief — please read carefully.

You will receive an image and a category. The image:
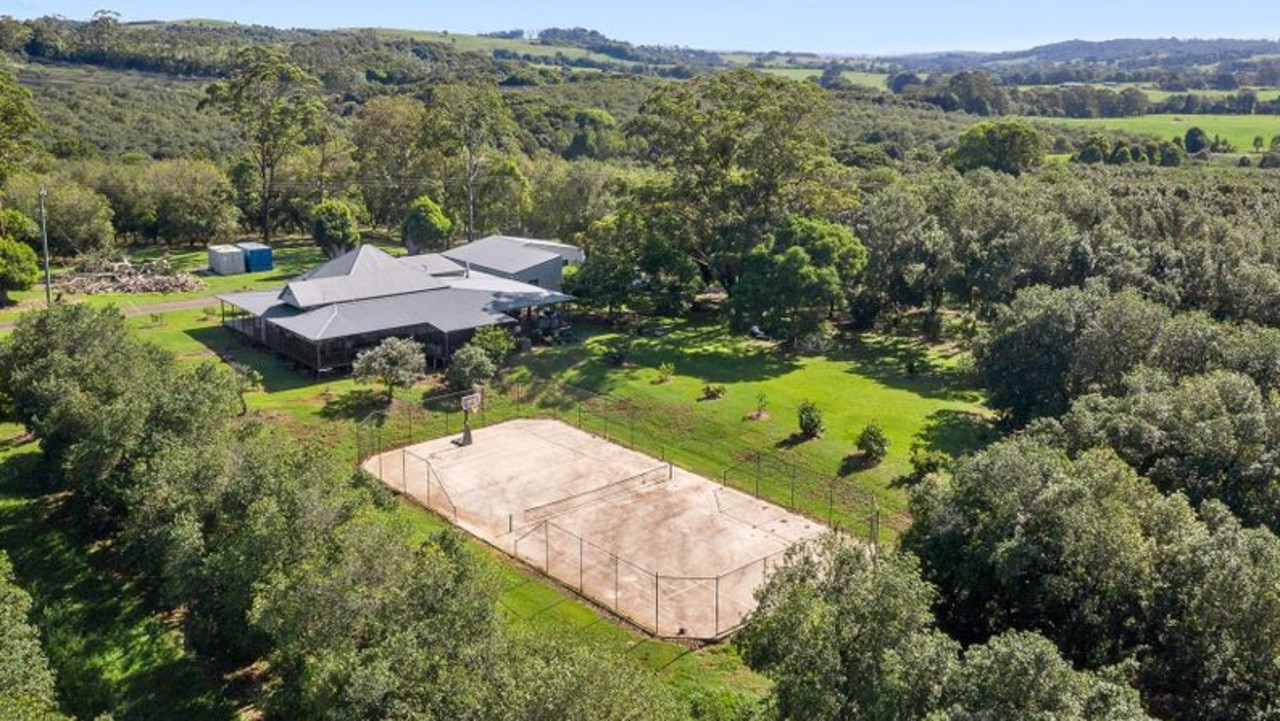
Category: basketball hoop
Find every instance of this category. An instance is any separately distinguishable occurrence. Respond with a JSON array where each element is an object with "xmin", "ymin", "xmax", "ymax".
[{"xmin": 461, "ymin": 391, "xmax": 482, "ymax": 412}]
